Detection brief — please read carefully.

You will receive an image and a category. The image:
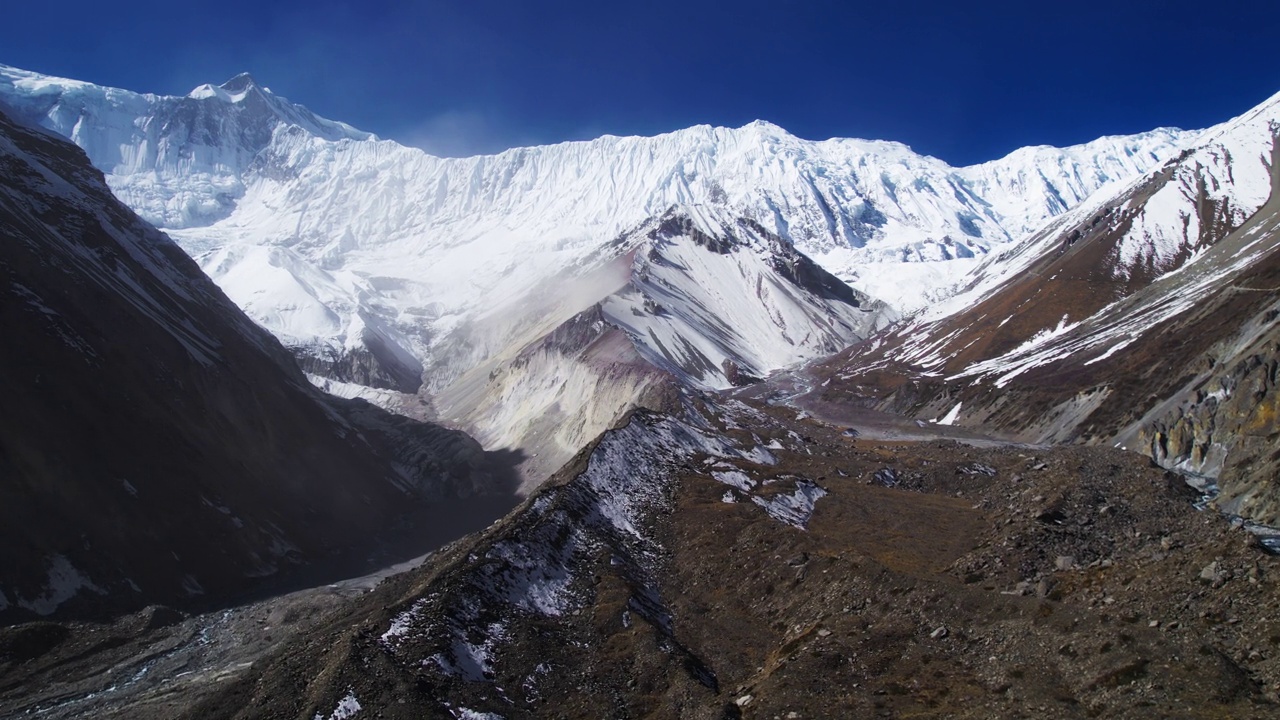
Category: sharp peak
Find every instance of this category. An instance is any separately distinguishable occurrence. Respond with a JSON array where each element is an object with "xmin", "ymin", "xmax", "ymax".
[
  {"xmin": 219, "ymin": 72, "xmax": 264, "ymax": 94},
  {"xmin": 739, "ymin": 119, "xmax": 788, "ymax": 132}
]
